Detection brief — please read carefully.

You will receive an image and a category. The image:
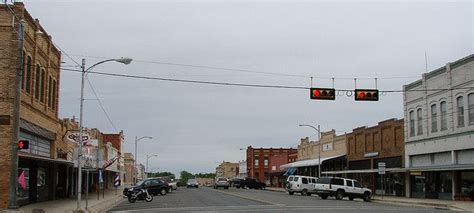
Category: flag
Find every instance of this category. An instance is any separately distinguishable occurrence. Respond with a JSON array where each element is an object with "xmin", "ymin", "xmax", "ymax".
[
  {"xmin": 102, "ymin": 156, "xmax": 118, "ymax": 170},
  {"xmin": 18, "ymin": 170, "xmax": 26, "ymax": 190}
]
